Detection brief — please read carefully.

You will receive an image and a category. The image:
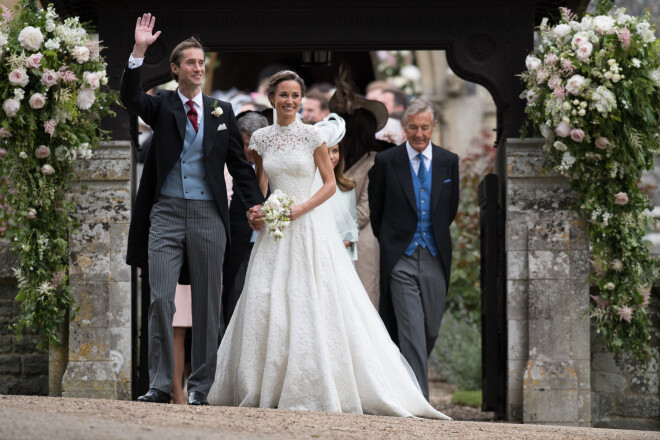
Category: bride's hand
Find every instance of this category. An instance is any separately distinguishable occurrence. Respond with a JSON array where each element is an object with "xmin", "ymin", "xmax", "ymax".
[{"xmin": 288, "ymin": 204, "xmax": 305, "ymax": 221}]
